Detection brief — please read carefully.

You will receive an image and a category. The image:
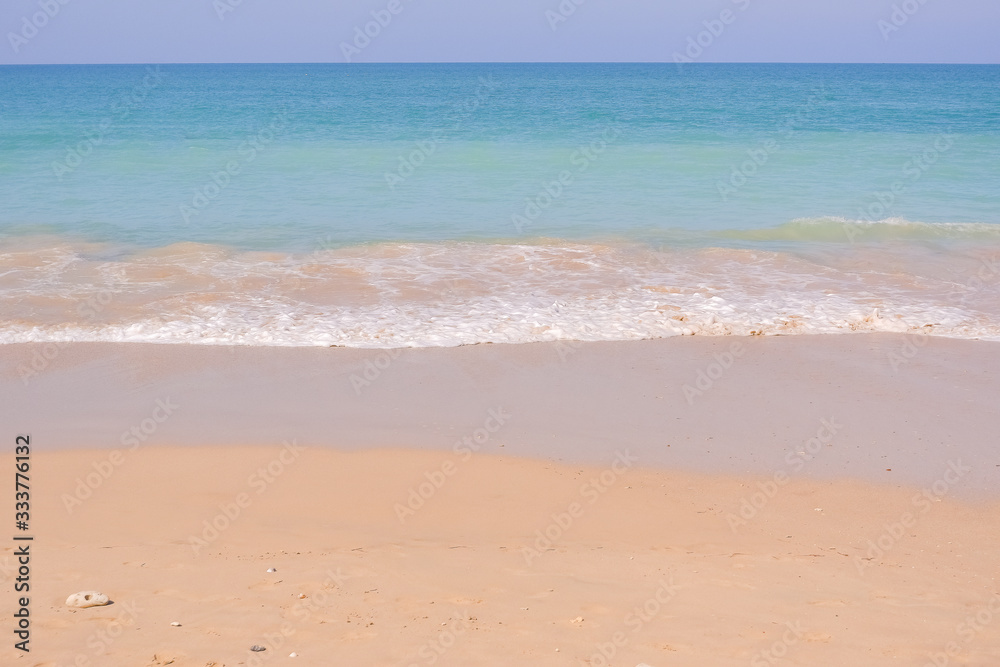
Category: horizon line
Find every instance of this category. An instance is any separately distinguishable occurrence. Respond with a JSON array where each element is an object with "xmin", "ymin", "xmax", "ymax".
[{"xmin": 2, "ymin": 61, "xmax": 998, "ymax": 66}]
